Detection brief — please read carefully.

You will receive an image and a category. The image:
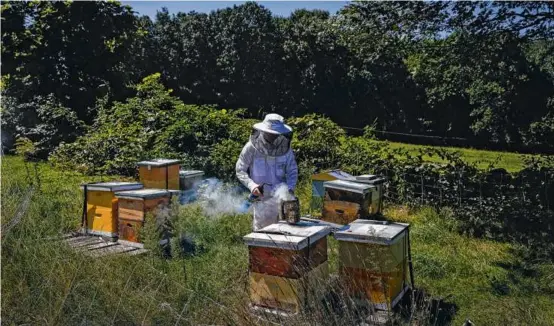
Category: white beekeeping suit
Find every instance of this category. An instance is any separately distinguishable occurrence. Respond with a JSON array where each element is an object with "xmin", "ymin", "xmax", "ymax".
[{"xmin": 236, "ymin": 114, "xmax": 298, "ymax": 231}]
